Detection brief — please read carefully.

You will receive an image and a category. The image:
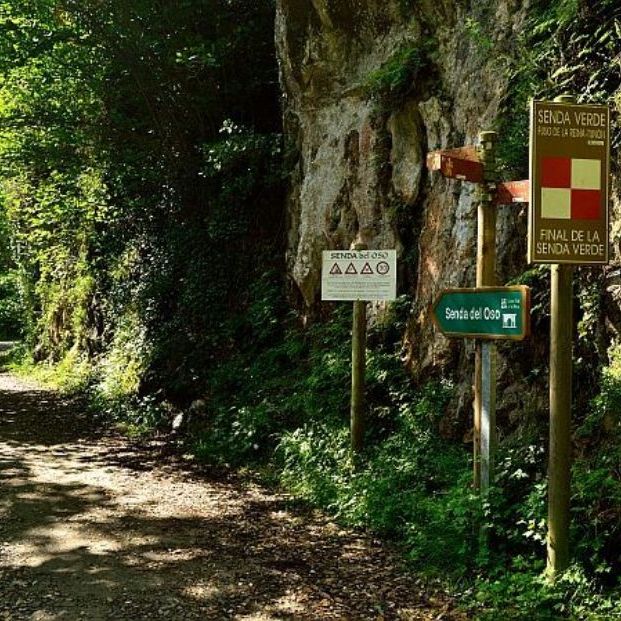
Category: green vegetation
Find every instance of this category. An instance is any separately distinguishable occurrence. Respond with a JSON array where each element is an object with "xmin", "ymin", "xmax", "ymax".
[
  {"xmin": 0, "ymin": 0, "xmax": 282, "ymax": 395},
  {"xmin": 496, "ymin": 1, "xmax": 620, "ymax": 178},
  {"xmin": 0, "ymin": 271, "xmax": 24, "ymax": 339},
  {"xmin": 364, "ymin": 40, "xmax": 436, "ymax": 107}
]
